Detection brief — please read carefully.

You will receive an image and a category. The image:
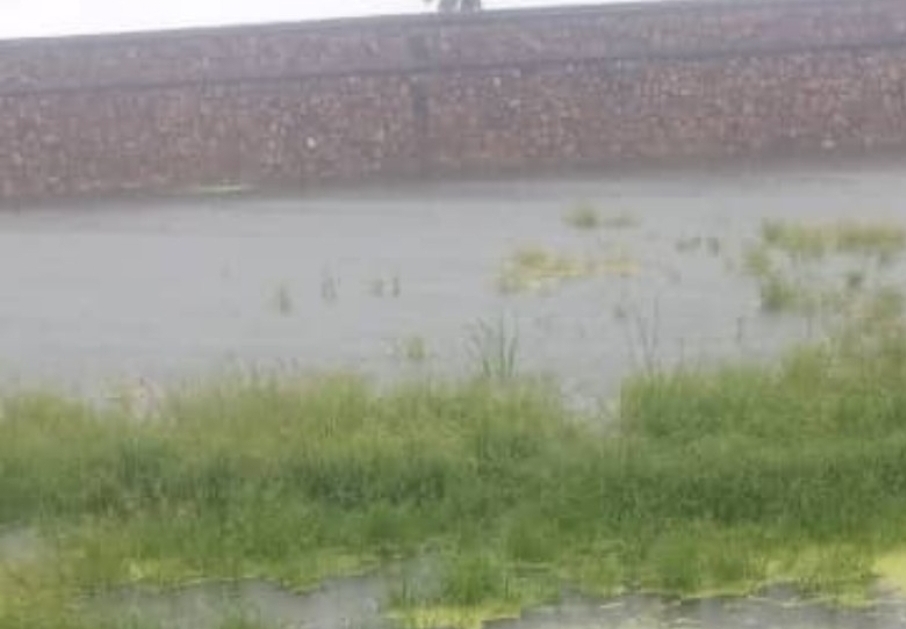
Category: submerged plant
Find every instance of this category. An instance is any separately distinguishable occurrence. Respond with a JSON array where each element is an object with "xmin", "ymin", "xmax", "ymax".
[
  {"xmin": 273, "ymin": 283, "xmax": 294, "ymax": 316},
  {"xmin": 321, "ymin": 269, "xmax": 339, "ymax": 304},
  {"xmin": 564, "ymin": 203, "xmax": 601, "ymax": 230},
  {"xmin": 397, "ymin": 335, "xmax": 430, "ymax": 365}
]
